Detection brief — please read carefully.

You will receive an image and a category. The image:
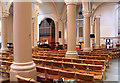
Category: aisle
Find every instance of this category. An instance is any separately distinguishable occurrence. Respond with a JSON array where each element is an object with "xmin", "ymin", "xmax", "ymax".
[{"xmin": 104, "ymin": 58, "xmax": 120, "ymax": 83}]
